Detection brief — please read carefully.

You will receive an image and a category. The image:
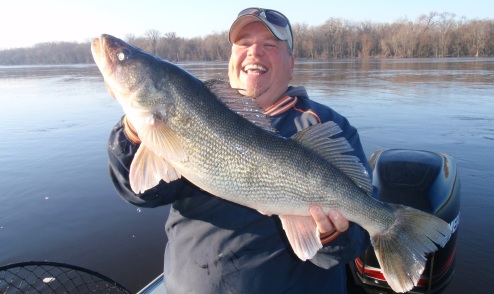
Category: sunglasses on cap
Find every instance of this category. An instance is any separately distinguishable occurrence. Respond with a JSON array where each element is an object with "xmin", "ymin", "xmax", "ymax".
[
  {"xmin": 232, "ymin": 7, "xmax": 293, "ymax": 52},
  {"xmin": 237, "ymin": 8, "xmax": 291, "ymax": 28}
]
